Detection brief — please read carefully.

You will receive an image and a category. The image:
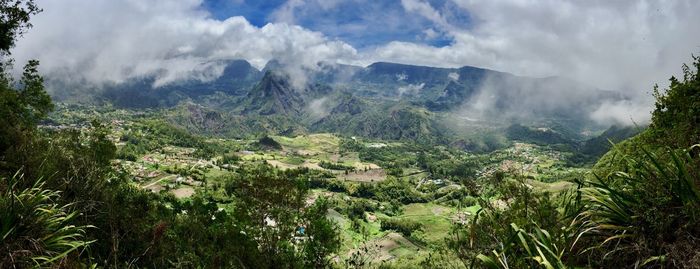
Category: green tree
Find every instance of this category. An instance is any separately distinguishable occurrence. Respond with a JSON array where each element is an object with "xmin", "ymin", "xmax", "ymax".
[
  {"xmin": 651, "ymin": 56, "xmax": 700, "ymax": 149},
  {"xmin": 300, "ymin": 198, "xmax": 341, "ymax": 268},
  {"xmin": 224, "ymin": 164, "xmax": 341, "ymax": 268},
  {"xmin": 0, "ymin": 0, "xmax": 40, "ymax": 55}
]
